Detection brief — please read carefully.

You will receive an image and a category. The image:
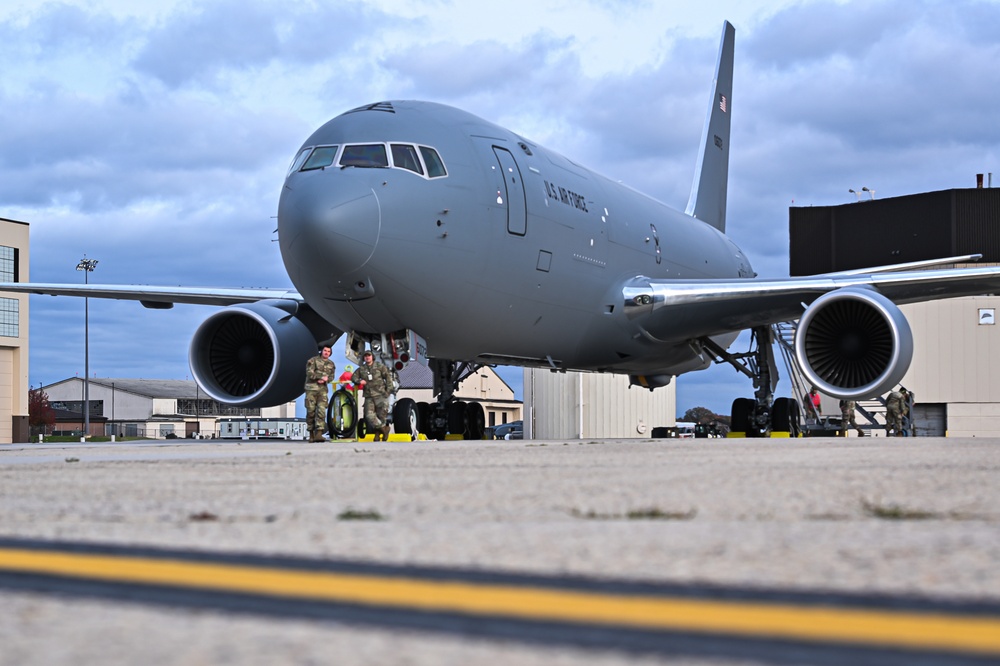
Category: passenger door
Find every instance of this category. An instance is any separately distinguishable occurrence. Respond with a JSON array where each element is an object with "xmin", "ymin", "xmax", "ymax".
[{"xmin": 479, "ymin": 142, "xmax": 527, "ymax": 236}]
